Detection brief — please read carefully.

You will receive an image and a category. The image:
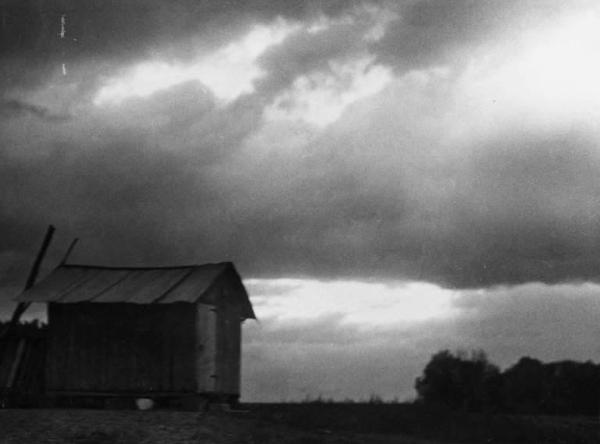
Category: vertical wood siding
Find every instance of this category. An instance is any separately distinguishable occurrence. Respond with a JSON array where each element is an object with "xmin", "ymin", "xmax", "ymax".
[
  {"xmin": 215, "ymin": 279, "xmax": 242, "ymax": 395},
  {"xmin": 46, "ymin": 302, "xmax": 196, "ymax": 393},
  {"xmin": 195, "ymin": 302, "xmax": 217, "ymax": 393}
]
